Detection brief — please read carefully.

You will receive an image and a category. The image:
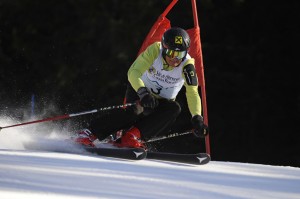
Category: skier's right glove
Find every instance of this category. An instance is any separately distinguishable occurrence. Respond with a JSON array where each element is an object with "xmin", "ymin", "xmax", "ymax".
[
  {"xmin": 137, "ymin": 87, "xmax": 159, "ymax": 109},
  {"xmin": 191, "ymin": 115, "xmax": 209, "ymax": 138}
]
